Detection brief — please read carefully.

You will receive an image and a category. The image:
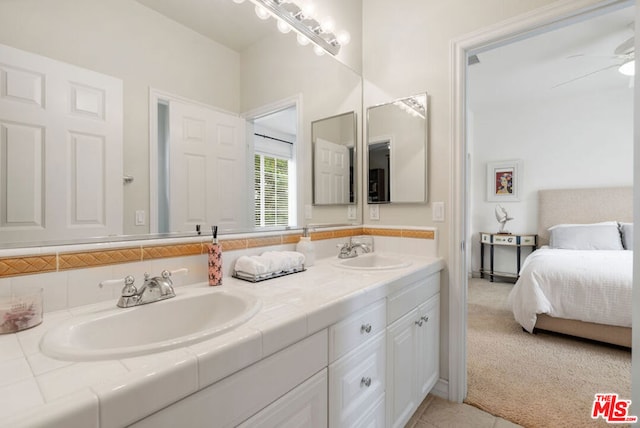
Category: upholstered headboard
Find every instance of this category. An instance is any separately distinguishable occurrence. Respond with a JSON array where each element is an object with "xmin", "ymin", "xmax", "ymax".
[{"xmin": 537, "ymin": 187, "xmax": 633, "ymax": 246}]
